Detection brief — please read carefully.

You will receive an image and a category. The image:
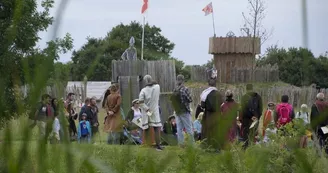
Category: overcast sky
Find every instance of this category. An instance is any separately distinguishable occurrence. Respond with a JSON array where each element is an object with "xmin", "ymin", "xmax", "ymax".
[{"xmin": 37, "ymin": 0, "xmax": 327, "ymax": 65}]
